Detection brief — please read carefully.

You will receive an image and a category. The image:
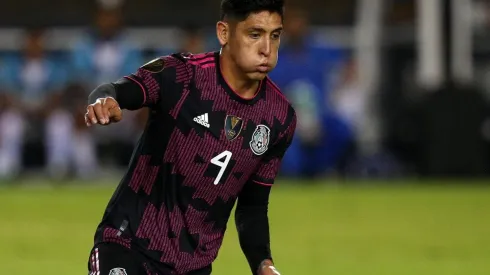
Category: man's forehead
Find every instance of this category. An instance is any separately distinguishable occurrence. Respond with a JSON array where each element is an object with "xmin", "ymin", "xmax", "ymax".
[{"xmin": 239, "ymin": 11, "xmax": 283, "ymax": 30}]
